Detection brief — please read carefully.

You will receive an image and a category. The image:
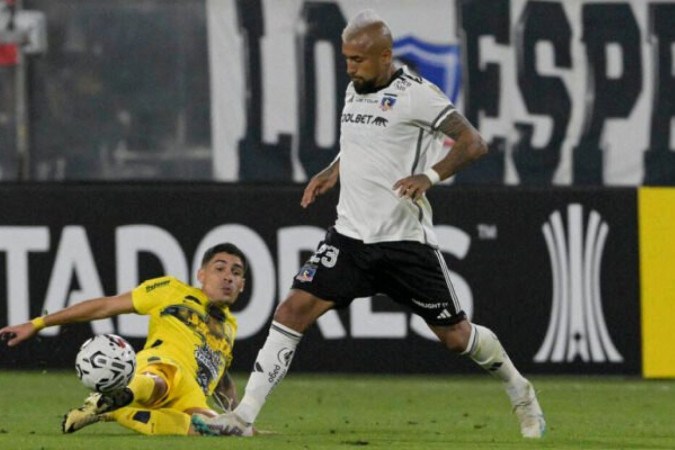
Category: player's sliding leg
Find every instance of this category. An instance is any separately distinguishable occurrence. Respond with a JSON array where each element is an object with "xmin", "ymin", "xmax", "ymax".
[
  {"xmin": 61, "ymin": 371, "xmax": 163, "ymax": 433},
  {"xmin": 191, "ymin": 320, "xmax": 302, "ymax": 436},
  {"xmin": 61, "ymin": 388, "xmax": 133, "ymax": 433},
  {"xmin": 105, "ymin": 407, "xmax": 194, "ymax": 435},
  {"xmin": 461, "ymin": 323, "xmax": 546, "ymax": 438}
]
